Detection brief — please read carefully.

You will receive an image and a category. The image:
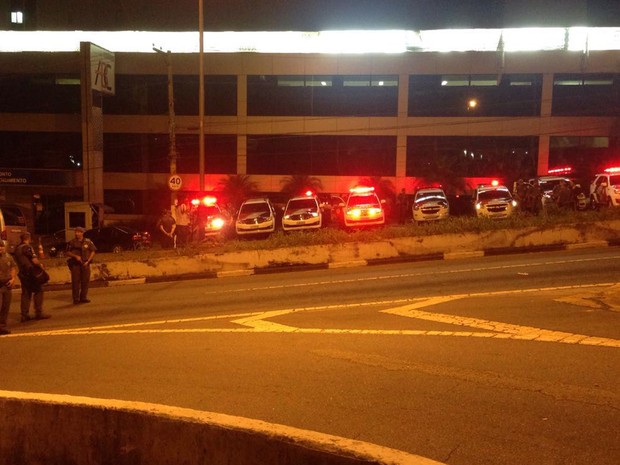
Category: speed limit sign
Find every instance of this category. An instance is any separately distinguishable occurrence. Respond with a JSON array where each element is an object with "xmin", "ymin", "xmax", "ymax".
[{"xmin": 168, "ymin": 174, "xmax": 182, "ymax": 191}]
